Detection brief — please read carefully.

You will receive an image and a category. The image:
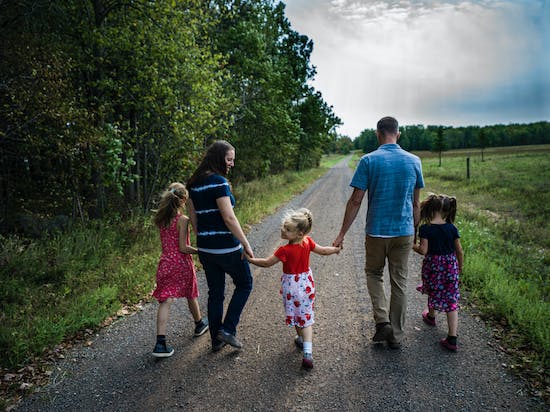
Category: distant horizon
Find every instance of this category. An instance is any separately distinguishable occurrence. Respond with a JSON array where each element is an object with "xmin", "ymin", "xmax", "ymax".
[
  {"xmin": 351, "ymin": 119, "xmax": 549, "ymax": 135},
  {"xmin": 284, "ymin": 0, "xmax": 550, "ymax": 139}
]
